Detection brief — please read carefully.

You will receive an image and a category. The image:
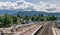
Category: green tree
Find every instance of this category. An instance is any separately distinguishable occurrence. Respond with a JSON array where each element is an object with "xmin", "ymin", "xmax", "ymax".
[
  {"xmin": 12, "ymin": 16, "xmax": 18, "ymax": 24},
  {"xmin": 17, "ymin": 15, "xmax": 20, "ymax": 18},
  {"xmin": 2, "ymin": 13, "xmax": 12, "ymax": 27},
  {"xmin": 41, "ymin": 14, "xmax": 43, "ymax": 17},
  {"xmin": 46, "ymin": 15, "xmax": 56, "ymax": 21},
  {"xmin": 24, "ymin": 16, "xmax": 29, "ymax": 21},
  {"xmin": 31, "ymin": 17, "xmax": 35, "ymax": 21}
]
